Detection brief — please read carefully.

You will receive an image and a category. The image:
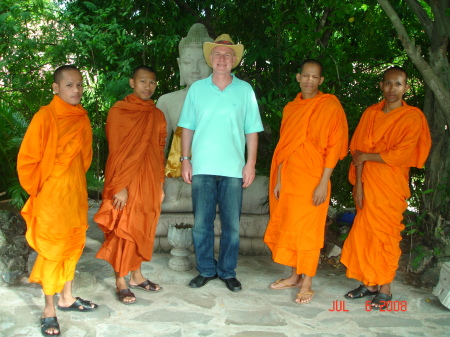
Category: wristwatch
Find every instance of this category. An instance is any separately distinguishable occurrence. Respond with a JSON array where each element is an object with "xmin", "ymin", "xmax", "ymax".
[{"xmin": 180, "ymin": 156, "xmax": 191, "ymax": 162}]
